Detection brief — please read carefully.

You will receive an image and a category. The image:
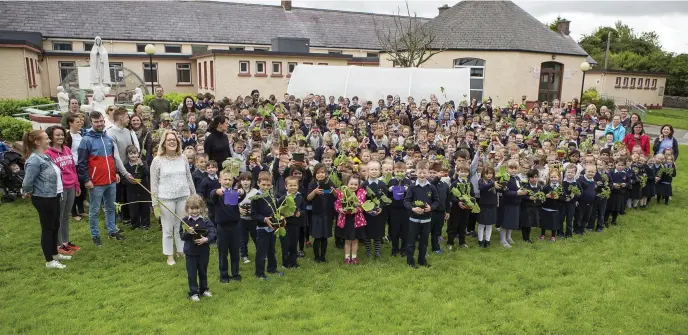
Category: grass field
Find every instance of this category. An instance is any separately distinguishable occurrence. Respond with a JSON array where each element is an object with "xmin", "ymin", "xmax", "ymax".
[
  {"xmin": 1, "ymin": 149, "xmax": 688, "ymax": 334},
  {"xmin": 645, "ymin": 108, "xmax": 688, "ymax": 130}
]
